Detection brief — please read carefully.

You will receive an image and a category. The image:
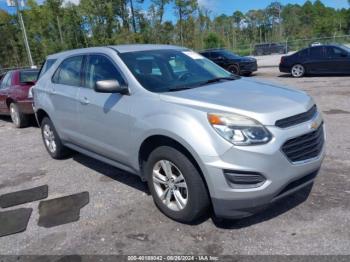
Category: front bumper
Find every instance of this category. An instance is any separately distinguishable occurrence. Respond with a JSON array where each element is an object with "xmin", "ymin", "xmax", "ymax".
[
  {"xmin": 199, "ymin": 114, "xmax": 325, "ymax": 219},
  {"xmin": 240, "ymin": 62, "xmax": 258, "ymax": 73}
]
